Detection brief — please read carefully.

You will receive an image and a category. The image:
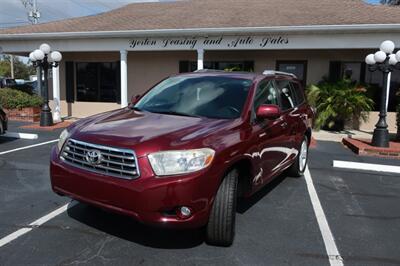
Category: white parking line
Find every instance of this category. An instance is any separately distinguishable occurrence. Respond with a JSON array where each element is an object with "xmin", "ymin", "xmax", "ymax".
[
  {"xmin": 2, "ymin": 132, "xmax": 38, "ymax": 140},
  {"xmin": 0, "ymin": 139, "xmax": 58, "ymax": 155},
  {"xmin": 0, "ymin": 201, "xmax": 76, "ymax": 248},
  {"xmin": 333, "ymin": 160, "xmax": 400, "ymax": 174},
  {"xmin": 304, "ymin": 167, "xmax": 344, "ymax": 266}
]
